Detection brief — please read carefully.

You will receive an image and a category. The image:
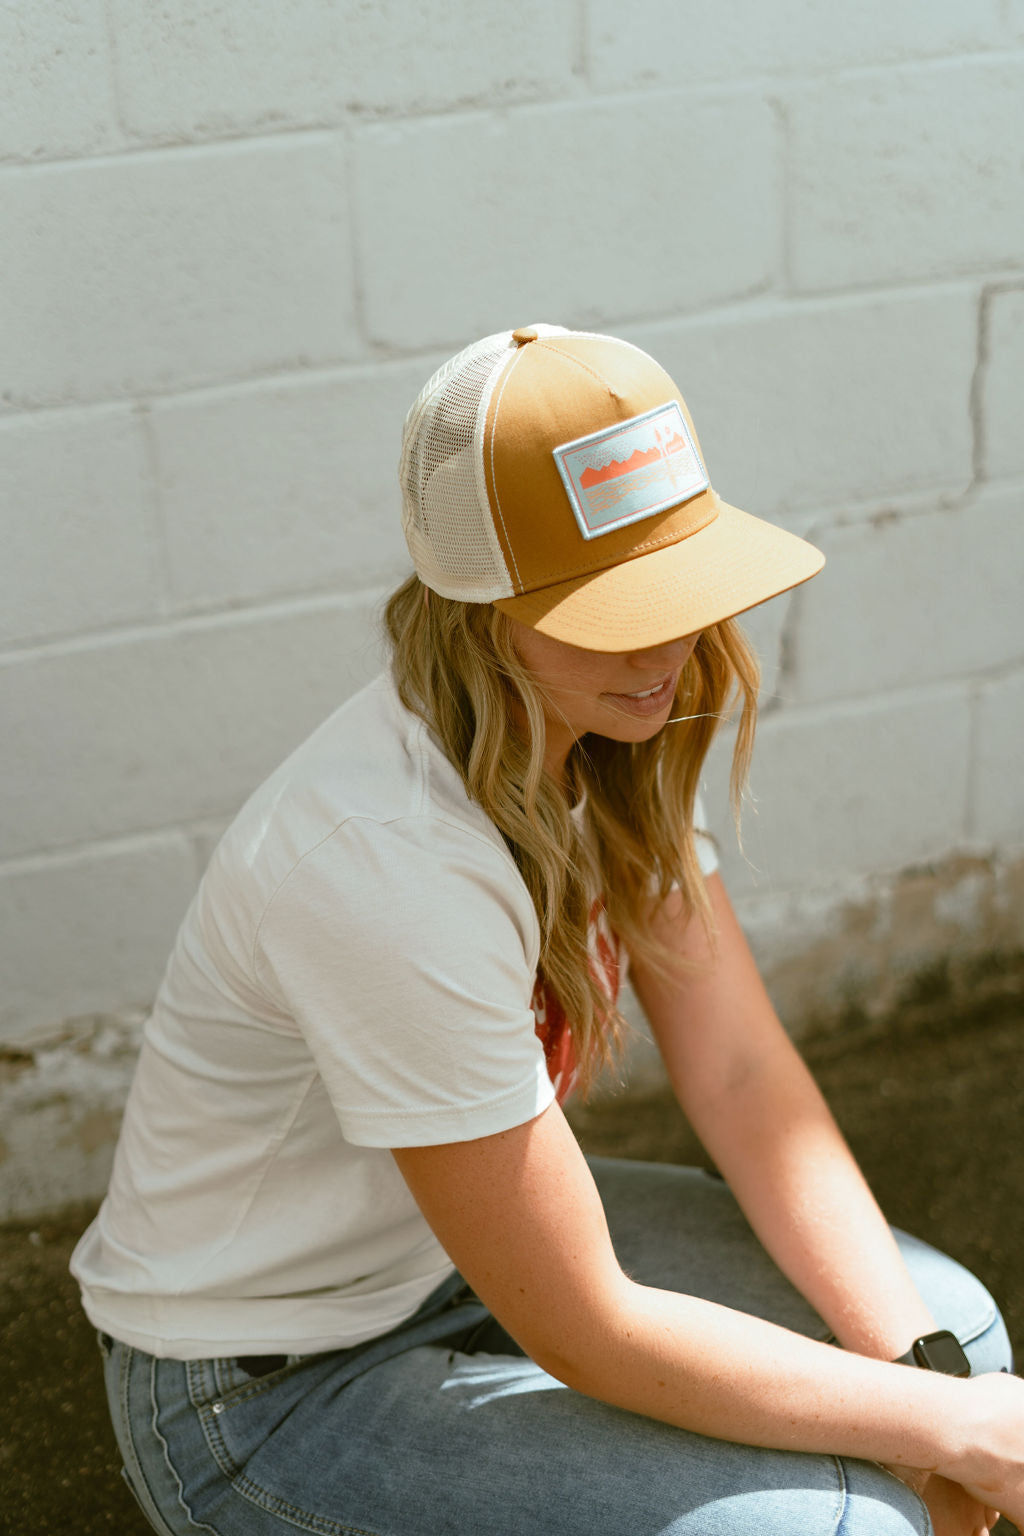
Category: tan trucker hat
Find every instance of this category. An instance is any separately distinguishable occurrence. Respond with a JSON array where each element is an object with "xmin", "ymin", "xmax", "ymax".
[{"xmin": 399, "ymin": 323, "xmax": 824, "ymax": 651}]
